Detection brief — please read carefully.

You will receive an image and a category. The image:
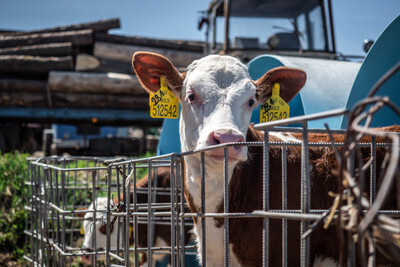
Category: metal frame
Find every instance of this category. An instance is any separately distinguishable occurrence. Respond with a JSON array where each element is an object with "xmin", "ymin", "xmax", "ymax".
[{"xmin": 24, "ymin": 108, "xmax": 399, "ymax": 266}]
